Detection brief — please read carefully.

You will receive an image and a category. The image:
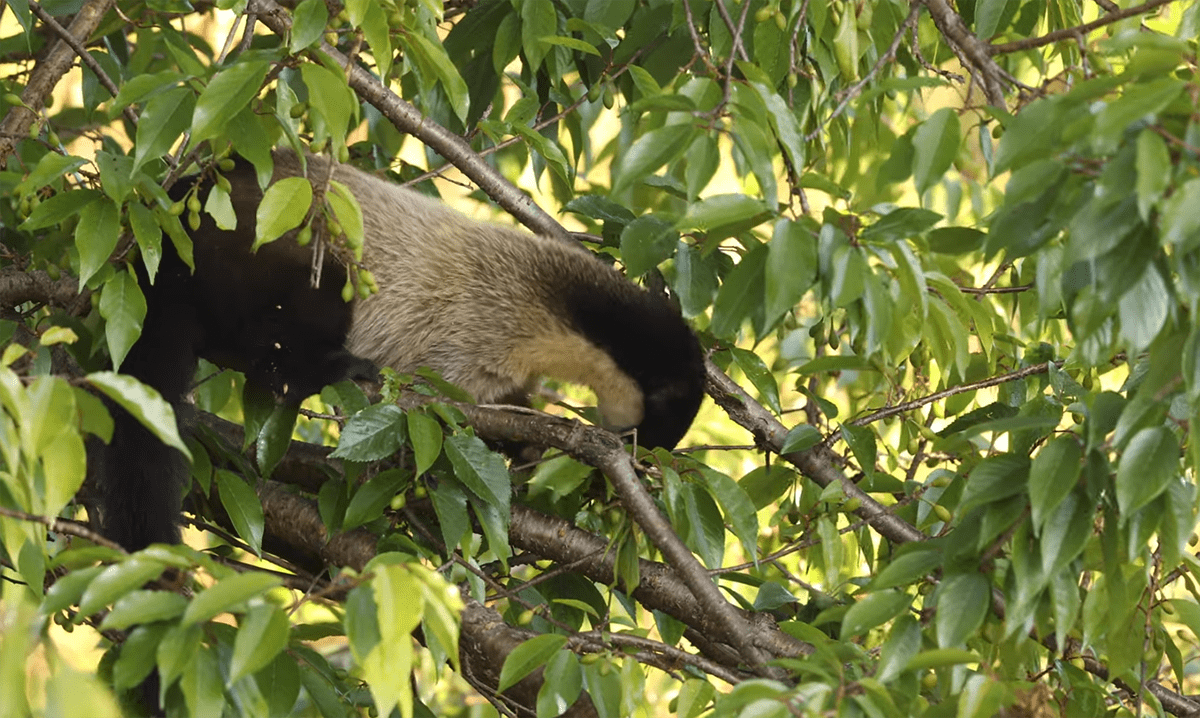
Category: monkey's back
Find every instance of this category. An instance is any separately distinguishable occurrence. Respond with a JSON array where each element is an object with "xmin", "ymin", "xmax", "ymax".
[{"xmin": 284, "ymin": 153, "xmax": 647, "ymax": 413}]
